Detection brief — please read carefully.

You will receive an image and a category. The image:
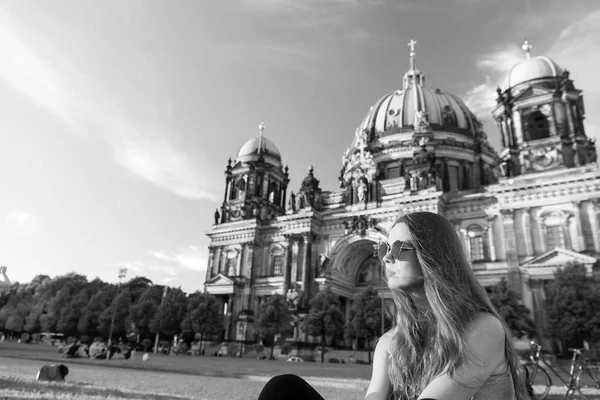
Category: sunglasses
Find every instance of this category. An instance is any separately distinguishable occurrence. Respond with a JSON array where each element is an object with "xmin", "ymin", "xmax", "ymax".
[{"xmin": 377, "ymin": 240, "xmax": 416, "ymax": 263}]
